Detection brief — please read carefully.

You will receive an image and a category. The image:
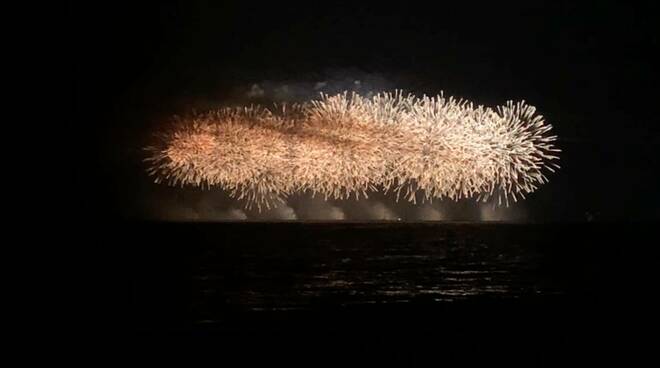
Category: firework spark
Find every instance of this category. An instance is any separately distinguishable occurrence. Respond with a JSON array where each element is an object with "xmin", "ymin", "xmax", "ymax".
[{"xmin": 145, "ymin": 91, "xmax": 560, "ymax": 210}]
